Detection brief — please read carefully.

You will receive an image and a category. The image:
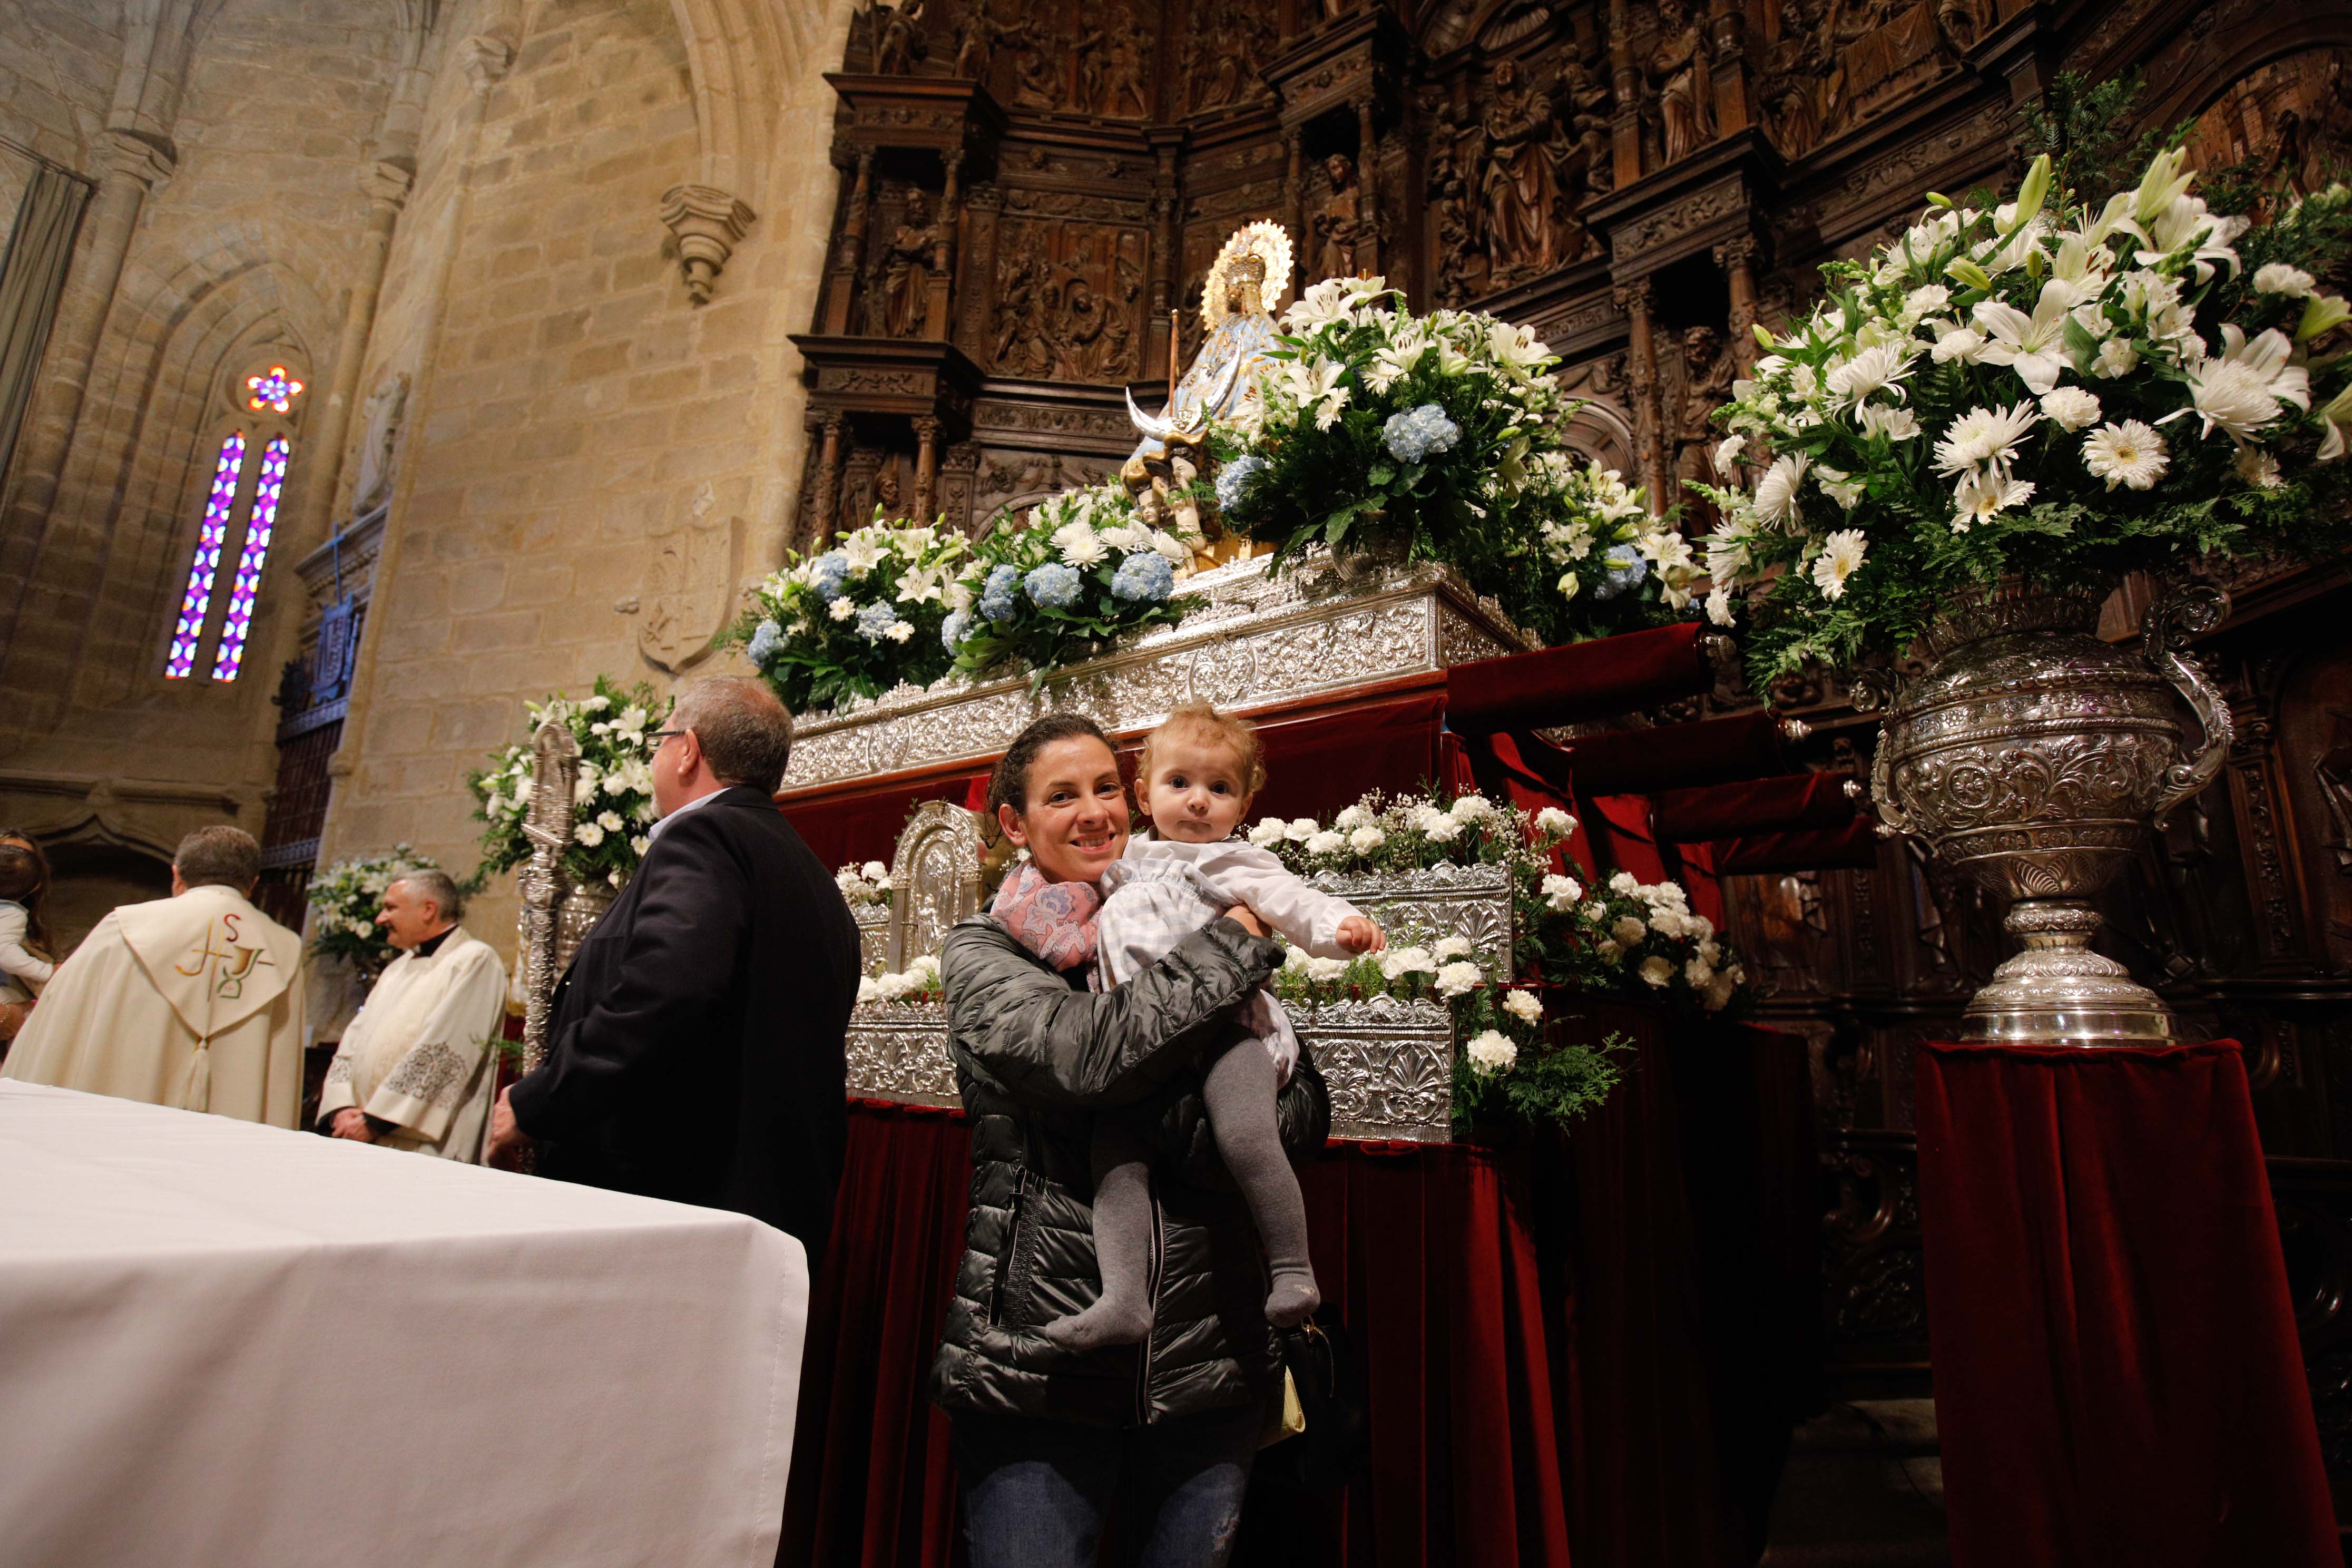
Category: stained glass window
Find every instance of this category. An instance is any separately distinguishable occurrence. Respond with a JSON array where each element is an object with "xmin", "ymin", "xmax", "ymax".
[
  {"xmin": 244, "ymin": 365, "xmax": 303, "ymax": 414},
  {"xmin": 164, "ymin": 433, "xmax": 247, "ymax": 679},
  {"xmin": 209, "ymin": 435, "xmax": 290, "ymax": 682}
]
